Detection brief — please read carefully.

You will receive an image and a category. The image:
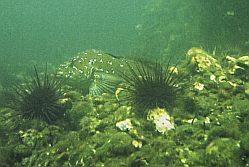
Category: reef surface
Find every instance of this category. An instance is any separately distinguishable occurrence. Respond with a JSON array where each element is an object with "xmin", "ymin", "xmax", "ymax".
[{"xmin": 0, "ymin": 48, "xmax": 248, "ymax": 167}]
